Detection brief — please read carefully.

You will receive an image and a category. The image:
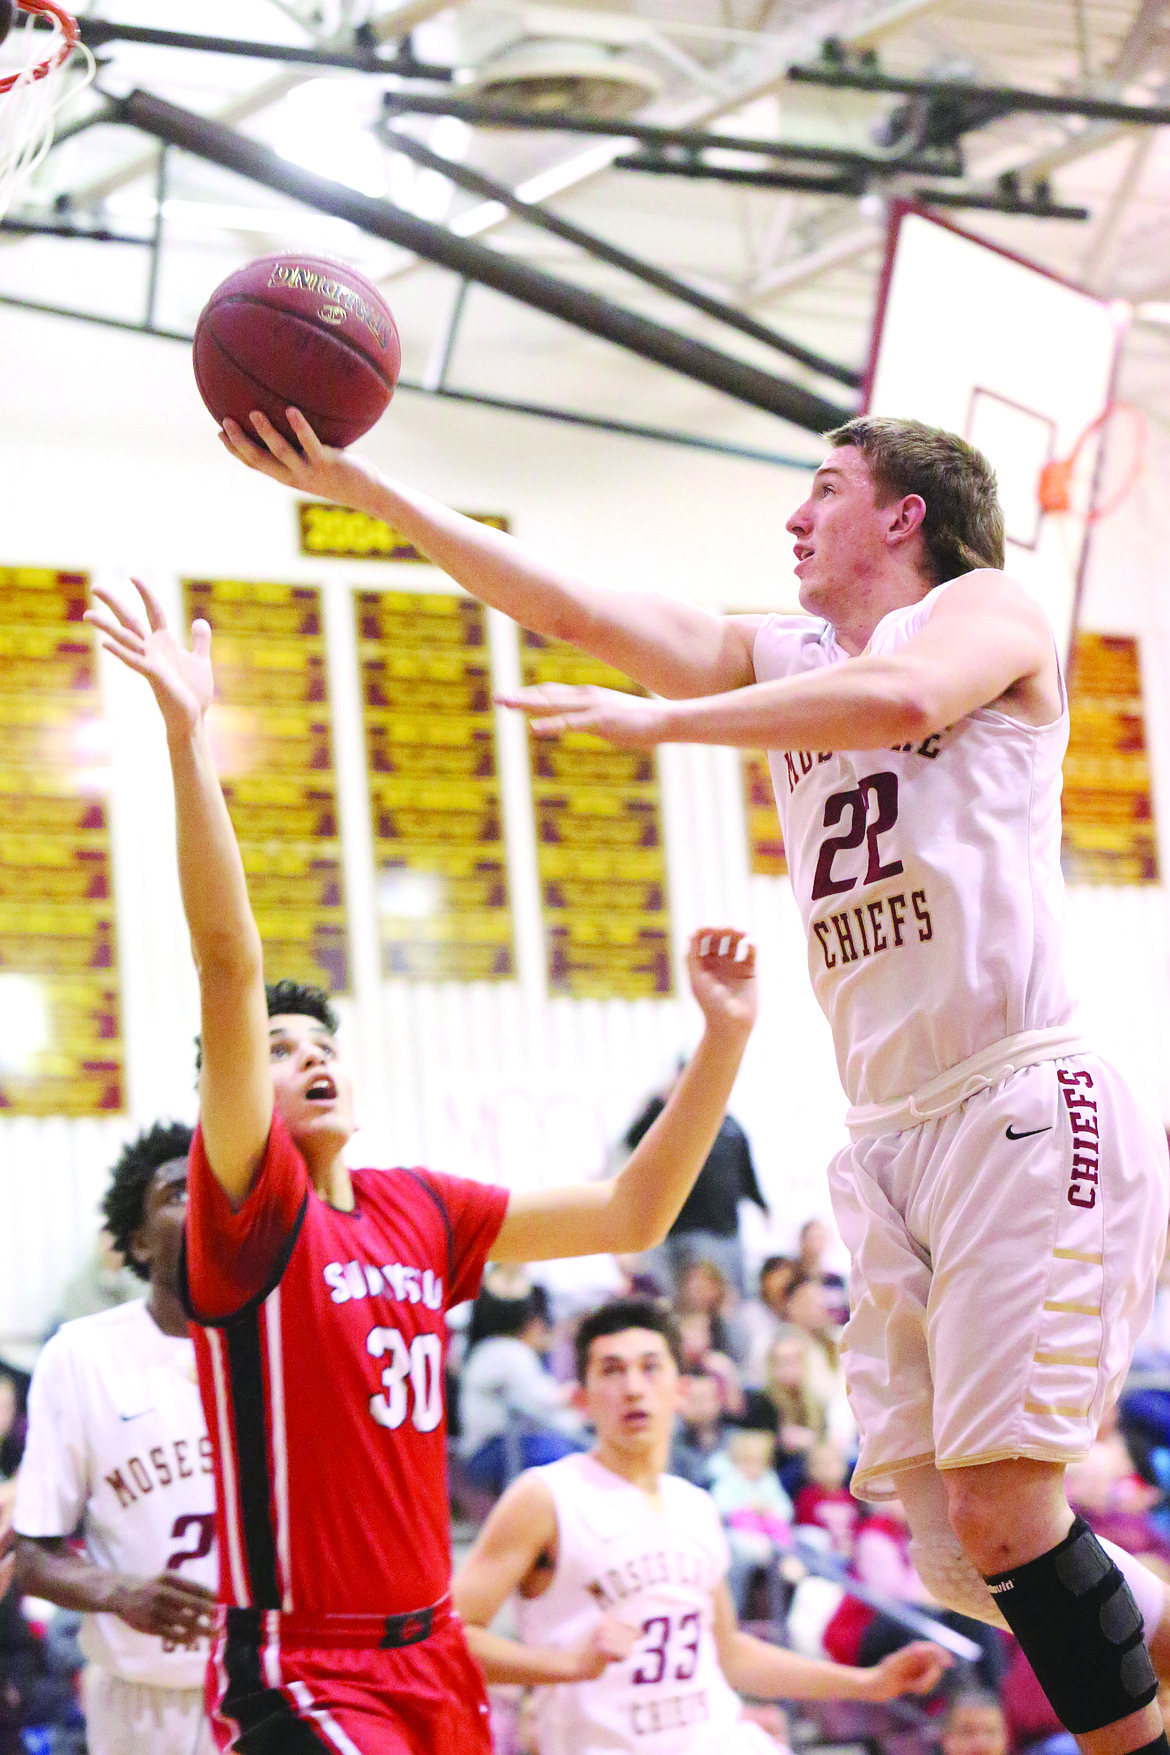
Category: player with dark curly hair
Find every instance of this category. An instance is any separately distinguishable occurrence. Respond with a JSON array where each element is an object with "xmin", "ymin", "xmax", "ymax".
[
  {"xmin": 101, "ymin": 1121, "xmax": 197, "ymax": 1277},
  {"xmin": 14, "ymin": 1121, "xmax": 218, "ymax": 1755}
]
